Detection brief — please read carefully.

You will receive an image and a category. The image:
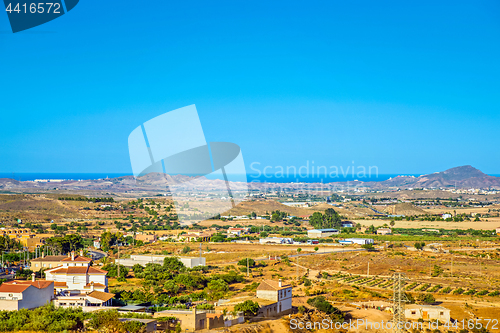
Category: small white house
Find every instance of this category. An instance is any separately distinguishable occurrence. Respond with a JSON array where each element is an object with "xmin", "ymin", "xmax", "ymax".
[
  {"xmin": 442, "ymin": 214, "xmax": 452, "ymax": 219},
  {"xmin": 377, "ymin": 228, "xmax": 392, "ymax": 235},
  {"xmin": 256, "ymin": 280, "xmax": 292, "ymax": 315},
  {"xmin": 405, "ymin": 305, "xmax": 450, "ymax": 322},
  {"xmin": 0, "ymin": 278, "xmax": 53, "ymax": 311},
  {"xmin": 344, "ymin": 238, "xmax": 374, "ymax": 245},
  {"xmin": 341, "ymin": 221, "xmax": 355, "ymax": 228}
]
